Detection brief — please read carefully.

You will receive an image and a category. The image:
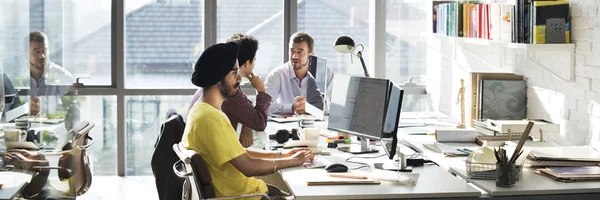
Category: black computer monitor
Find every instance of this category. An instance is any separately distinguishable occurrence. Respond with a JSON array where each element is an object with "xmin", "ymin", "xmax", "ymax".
[
  {"xmin": 2, "ymin": 73, "xmax": 28, "ymax": 122},
  {"xmin": 381, "ymin": 83, "xmax": 405, "ymax": 159},
  {"xmin": 327, "ymin": 75, "xmax": 391, "ymax": 154},
  {"xmin": 308, "ymin": 55, "xmax": 328, "ymax": 93},
  {"xmin": 382, "ymin": 83, "xmax": 404, "ymax": 138}
]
